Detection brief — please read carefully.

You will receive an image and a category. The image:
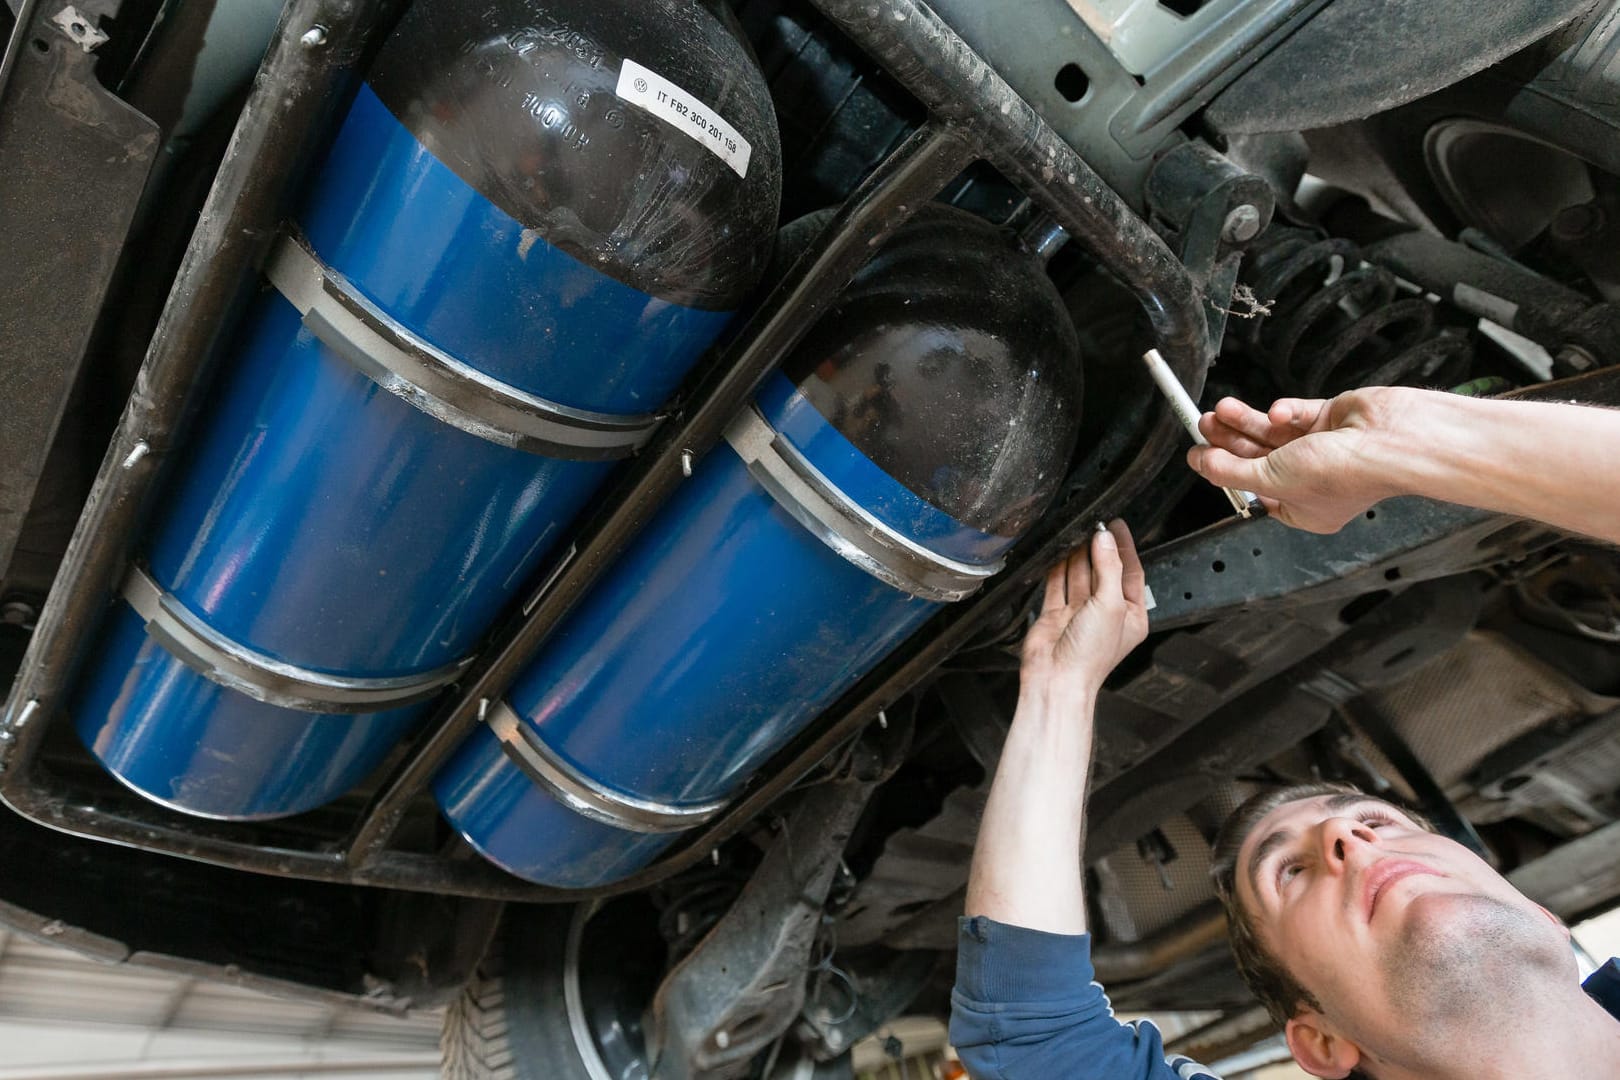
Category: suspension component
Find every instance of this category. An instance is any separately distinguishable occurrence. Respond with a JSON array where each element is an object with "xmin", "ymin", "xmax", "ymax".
[{"xmin": 1236, "ymin": 227, "xmax": 1473, "ymax": 397}]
